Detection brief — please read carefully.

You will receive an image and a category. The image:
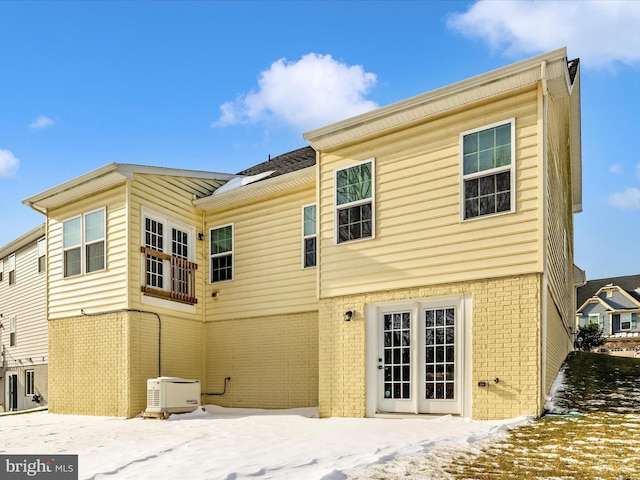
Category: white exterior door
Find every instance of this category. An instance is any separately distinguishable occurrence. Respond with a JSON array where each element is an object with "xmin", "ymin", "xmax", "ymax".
[{"xmin": 374, "ymin": 299, "xmax": 464, "ymax": 415}]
